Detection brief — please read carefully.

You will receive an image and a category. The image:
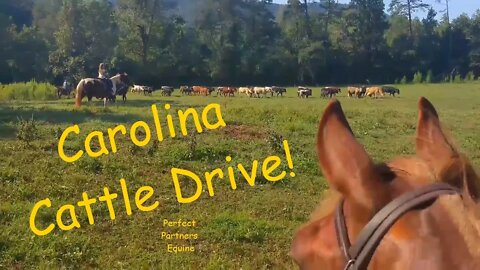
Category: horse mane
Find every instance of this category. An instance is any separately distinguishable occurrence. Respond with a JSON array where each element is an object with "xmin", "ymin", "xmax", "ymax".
[
  {"xmin": 439, "ymin": 162, "xmax": 480, "ymax": 259},
  {"xmin": 75, "ymin": 79, "xmax": 86, "ymax": 108},
  {"xmin": 433, "ymin": 130, "xmax": 480, "ymax": 259},
  {"xmin": 110, "ymin": 74, "xmax": 122, "ymax": 81}
]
